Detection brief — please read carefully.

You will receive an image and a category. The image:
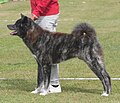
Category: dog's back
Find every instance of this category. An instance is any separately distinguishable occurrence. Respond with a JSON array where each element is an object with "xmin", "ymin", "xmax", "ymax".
[{"xmin": 43, "ymin": 23, "xmax": 99, "ymax": 64}]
